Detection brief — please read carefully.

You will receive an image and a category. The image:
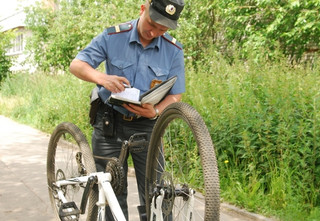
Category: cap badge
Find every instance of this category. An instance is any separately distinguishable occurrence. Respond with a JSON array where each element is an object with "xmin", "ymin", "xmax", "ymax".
[{"xmin": 165, "ymin": 4, "xmax": 176, "ymax": 16}]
